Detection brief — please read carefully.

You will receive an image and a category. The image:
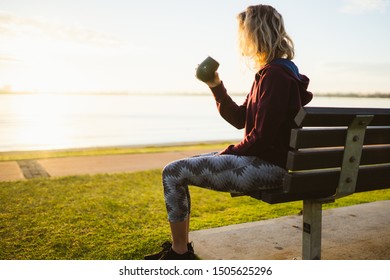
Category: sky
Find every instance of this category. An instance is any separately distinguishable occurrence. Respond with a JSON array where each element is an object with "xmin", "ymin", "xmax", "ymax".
[{"xmin": 0, "ymin": 0, "xmax": 389, "ymax": 94}]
